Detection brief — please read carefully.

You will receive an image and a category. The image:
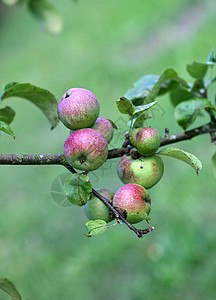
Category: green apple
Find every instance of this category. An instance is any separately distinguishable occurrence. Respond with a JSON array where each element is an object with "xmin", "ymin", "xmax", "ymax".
[
  {"xmin": 131, "ymin": 127, "xmax": 161, "ymax": 156},
  {"xmin": 117, "ymin": 155, "xmax": 164, "ymax": 189},
  {"xmin": 84, "ymin": 189, "xmax": 114, "ymax": 223}
]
